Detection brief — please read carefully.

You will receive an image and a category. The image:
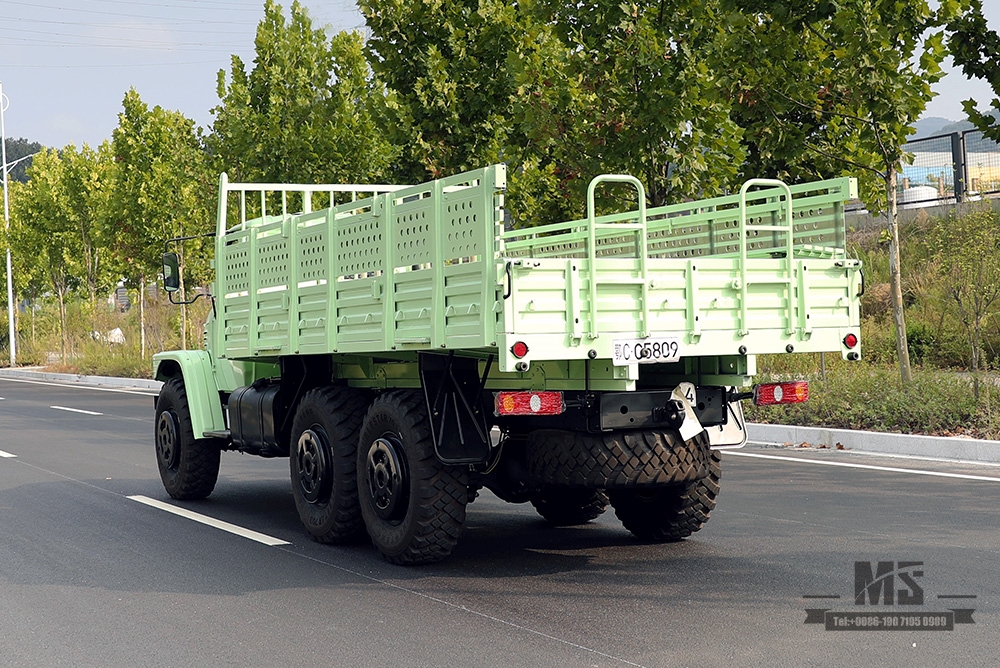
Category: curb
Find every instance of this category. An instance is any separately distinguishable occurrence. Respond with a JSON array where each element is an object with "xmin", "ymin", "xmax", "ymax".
[
  {"xmin": 3, "ymin": 366, "xmax": 999, "ymax": 465},
  {"xmin": 0, "ymin": 367, "xmax": 162, "ymax": 391},
  {"xmin": 746, "ymin": 423, "xmax": 1000, "ymax": 465}
]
